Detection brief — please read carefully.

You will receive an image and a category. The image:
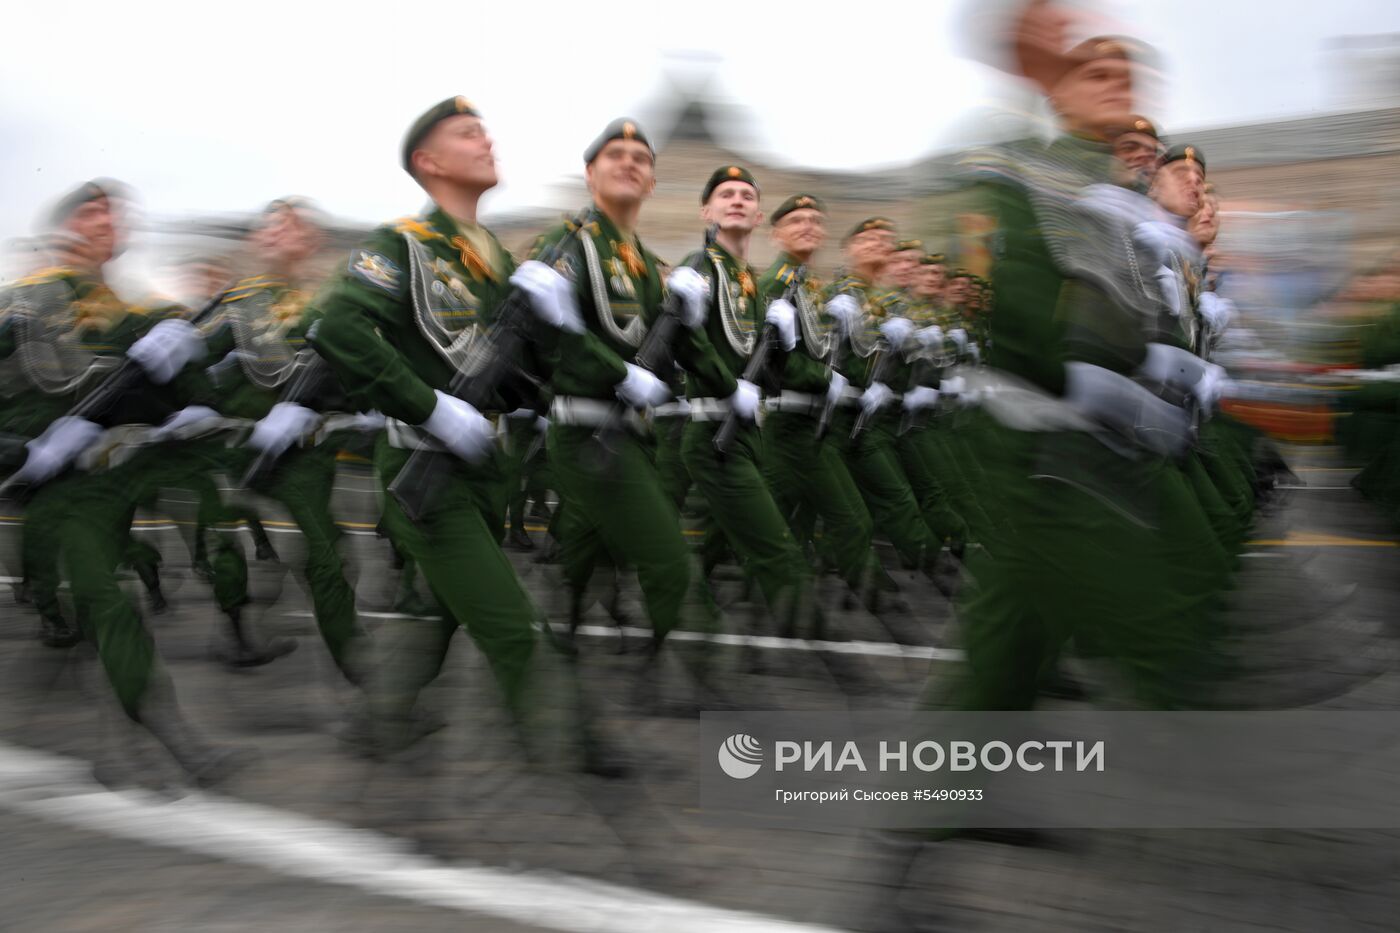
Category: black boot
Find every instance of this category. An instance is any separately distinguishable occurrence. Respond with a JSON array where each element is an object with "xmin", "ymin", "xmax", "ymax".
[
  {"xmin": 504, "ymin": 525, "xmax": 535, "ymax": 551},
  {"xmin": 147, "ymin": 586, "xmax": 169, "ymax": 616},
  {"xmin": 212, "ymin": 608, "xmax": 298, "ymax": 669},
  {"xmin": 253, "ymin": 530, "xmax": 279, "ymax": 562},
  {"xmin": 137, "ymin": 675, "xmax": 254, "ymax": 787},
  {"xmin": 39, "ymin": 613, "xmax": 81, "ymax": 649}
]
